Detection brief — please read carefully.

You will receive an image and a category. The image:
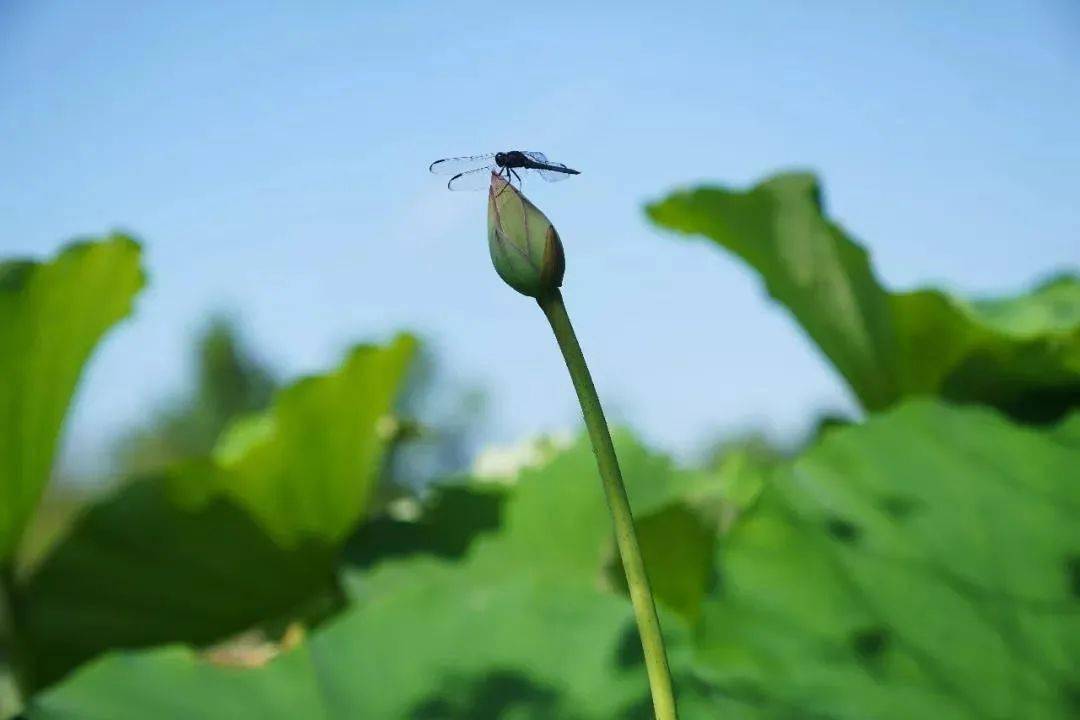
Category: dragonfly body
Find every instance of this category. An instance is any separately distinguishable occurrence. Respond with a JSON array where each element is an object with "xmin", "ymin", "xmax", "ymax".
[
  {"xmin": 430, "ymin": 150, "xmax": 580, "ymax": 190},
  {"xmin": 495, "ymin": 151, "xmax": 577, "ymax": 175}
]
